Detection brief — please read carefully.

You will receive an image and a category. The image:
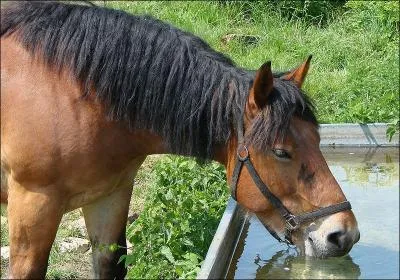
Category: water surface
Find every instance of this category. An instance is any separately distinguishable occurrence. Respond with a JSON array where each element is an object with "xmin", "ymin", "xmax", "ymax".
[{"xmin": 227, "ymin": 147, "xmax": 399, "ymax": 279}]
